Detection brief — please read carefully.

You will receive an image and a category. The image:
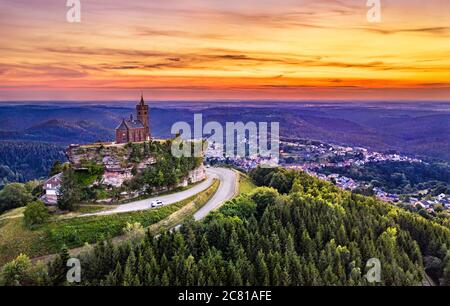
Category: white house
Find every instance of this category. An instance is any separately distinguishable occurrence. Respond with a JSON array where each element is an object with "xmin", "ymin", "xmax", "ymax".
[
  {"xmin": 437, "ymin": 193, "xmax": 447, "ymax": 201},
  {"xmin": 41, "ymin": 173, "xmax": 62, "ymax": 205}
]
